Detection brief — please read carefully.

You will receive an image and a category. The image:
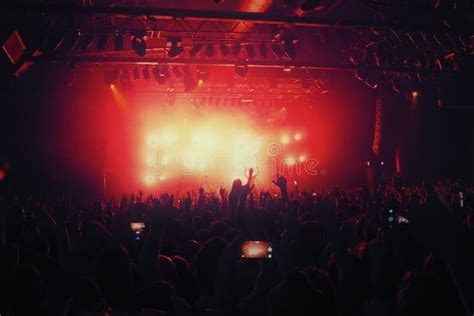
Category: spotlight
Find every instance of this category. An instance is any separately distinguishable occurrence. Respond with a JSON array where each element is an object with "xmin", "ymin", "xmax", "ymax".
[
  {"xmin": 234, "ymin": 61, "xmax": 248, "ymax": 77},
  {"xmin": 366, "ymin": 161, "xmax": 371, "ymax": 167},
  {"xmin": 294, "ymin": 133, "xmax": 302, "ymax": 141},
  {"xmin": 300, "ymin": 0, "xmax": 321, "ymax": 11},
  {"xmin": 142, "ymin": 68, "xmax": 150, "ymax": 80},
  {"xmin": 271, "ymin": 43, "xmax": 285, "ymax": 58},
  {"xmin": 189, "ymin": 43, "xmax": 203, "ymax": 57},
  {"xmin": 380, "ymin": 161, "xmax": 385, "ymax": 166},
  {"xmin": 131, "ymin": 30, "xmax": 147, "ymax": 57},
  {"xmin": 232, "ymin": 42, "xmax": 242, "ymax": 56},
  {"xmin": 219, "ymin": 44, "xmax": 229, "ymax": 56},
  {"xmin": 114, "ymin": 31, "xmax": 124, "ymax": 51},
  {"xmin": 411, "ymin": 91, "xmax": 418, "ymax": 98},
  {"xmin": 246, "ymin": 44, "xmax": 256, "ymax": 58},
  {"xmin": 259, "ymin": 42, "xmax": 268, "ymax": 59},
  {"xmin": 281, "ymin": 135, "xmax": 290, "ymax": 144},
  {"xmin": 298, "ymin": 155, "xmax": 306, "ymax": 162},
  {"xmin": 167, "ymin": 36, "xmax": 184, "ymax": 58},
  {"xmin": 96, "ymin": 33, "xmax": 108, "ymax": 50}
]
